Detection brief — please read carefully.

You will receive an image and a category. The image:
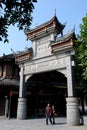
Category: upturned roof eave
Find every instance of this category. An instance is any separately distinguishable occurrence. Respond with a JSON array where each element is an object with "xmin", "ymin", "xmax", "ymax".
[
  {"xmin": 50, "ymin": 32, "xmax": 76, "ymax": 54},
  {"xmin": 50, "ymin": 32, "xmax": 76, "ymax": 46},
  {"xmin": 25, "ymin": 16, "xmax": 65, "ymax": 35}
]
